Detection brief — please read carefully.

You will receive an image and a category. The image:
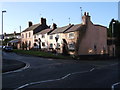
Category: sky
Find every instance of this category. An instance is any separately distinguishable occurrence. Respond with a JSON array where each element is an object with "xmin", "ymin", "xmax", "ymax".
[{"xmin": 0, "ymin": 2, "xmax": 118, "ymax": 34}]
